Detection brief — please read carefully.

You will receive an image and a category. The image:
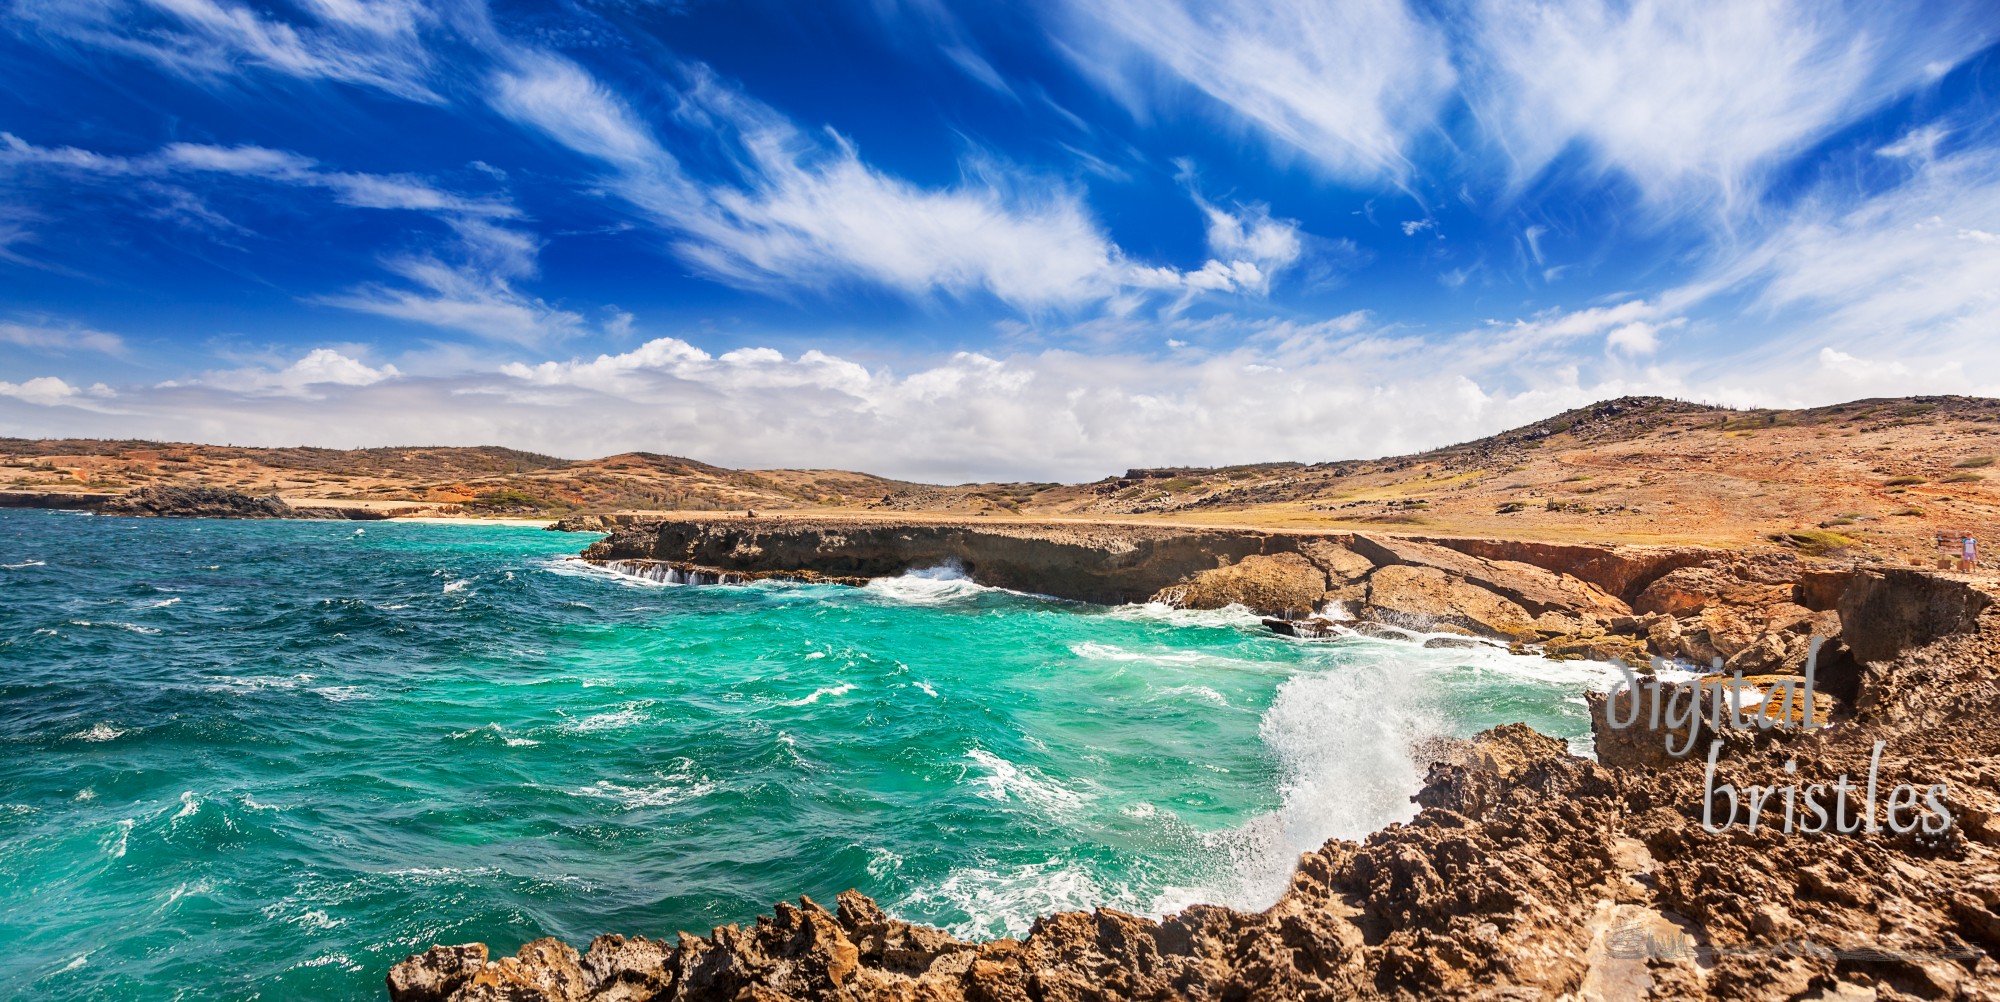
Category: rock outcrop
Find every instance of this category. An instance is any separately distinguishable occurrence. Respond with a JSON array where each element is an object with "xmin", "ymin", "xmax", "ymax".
[
  {"xmin": 1155, "ymin": 551, "xmax": 1328, "ymax": 618},
  {"xmin": 390, "ymin": 563, "xmax": 2000, "ymax": 1002},
  {"xmin": 583, "ymin": 516, "xmax": 1901, "ymax": 673},
  {"xmin": 92, "ymin": 485, "xmax": 395, "ymax": 520}
]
